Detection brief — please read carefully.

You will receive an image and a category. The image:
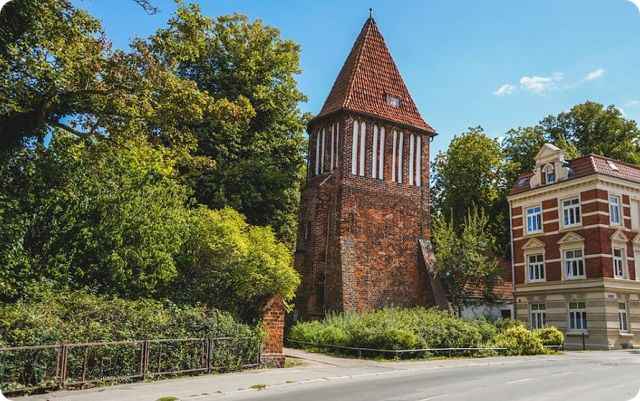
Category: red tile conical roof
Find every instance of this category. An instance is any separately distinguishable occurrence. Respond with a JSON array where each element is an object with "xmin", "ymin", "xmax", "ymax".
[{"xmin": 313, "ymin": 17, "xmax": 435, "ymax": 134}]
